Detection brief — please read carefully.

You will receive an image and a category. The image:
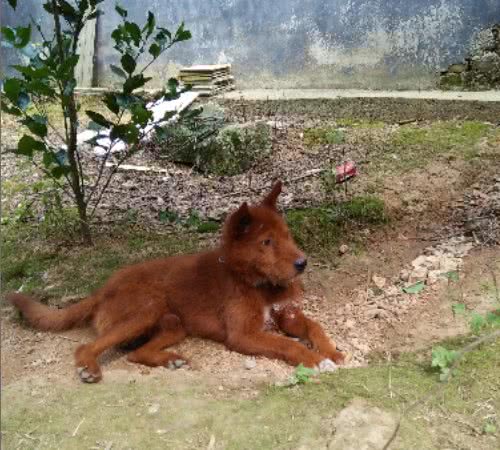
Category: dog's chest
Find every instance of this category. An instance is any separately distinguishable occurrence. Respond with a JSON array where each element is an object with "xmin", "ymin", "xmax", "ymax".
[{"xmin": 262, "ymin": 304, "xmax": 278, "ymax": 330}]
